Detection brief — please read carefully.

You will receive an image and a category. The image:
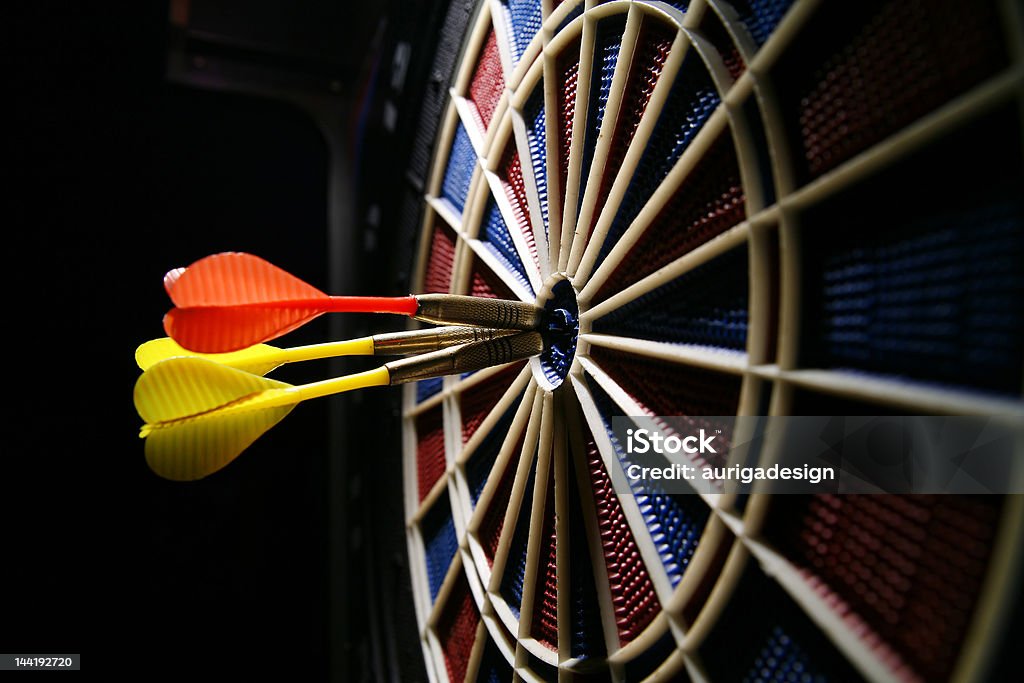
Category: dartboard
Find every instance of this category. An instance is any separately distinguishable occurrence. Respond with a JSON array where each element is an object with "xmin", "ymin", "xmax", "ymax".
[{"xmin": 399, "ymin": 1, "xmax": 1024, "ymax": 681}]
